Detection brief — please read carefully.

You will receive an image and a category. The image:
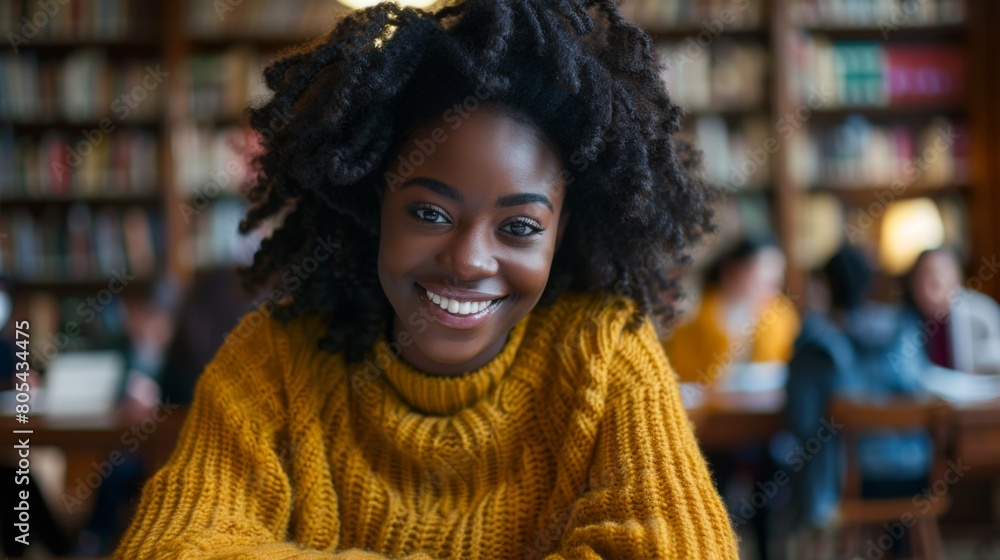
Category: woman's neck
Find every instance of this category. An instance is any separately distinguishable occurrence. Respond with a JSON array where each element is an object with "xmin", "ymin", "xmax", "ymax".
[{"xmin": 390, "ymin": 314, "xmax": 512, "ymax": 377}]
